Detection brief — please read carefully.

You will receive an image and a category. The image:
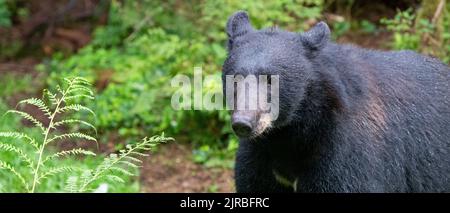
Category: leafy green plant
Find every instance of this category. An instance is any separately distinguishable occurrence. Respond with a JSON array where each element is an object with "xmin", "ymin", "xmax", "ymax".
[
  {"xmin": 360, "ymin": 20, "xmax": 377, "ymax": 34},
  {"xmin": 66, "ymin": 136, "xmax": 167, "ymax": 192},
  {"xmin": 381, "ymin": 8, "xmax": 421, "ymax": 50},
  {"xmin": 0, "ymin": 73, "xmax": 34, "ymax": 97},
  {"xmin": 331, "ymin": 20, "xmax": 351, "ymax": 39},
  {"xmin": 0, "ymin": 77, "xmax": 171, "ymax": 192},
  {"xmin": 0, "ymin": 0, "xmax": 11, "ymax": 27},
  {"xmin": 381, "ymin": 7, "xmax": 449, "ymax": 63}
]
